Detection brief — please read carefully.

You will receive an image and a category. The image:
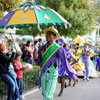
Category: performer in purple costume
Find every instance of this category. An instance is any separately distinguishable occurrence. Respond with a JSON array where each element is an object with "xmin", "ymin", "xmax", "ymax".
[
  {"xmin": 34, "ymin": 27, "xmax": 78, "ymax": 100},
  {"xmin": 57, "ymin": 38, "xmax": 77, "ymax": 96},
  {"xmin": 81, "ymin": 43, "xmax": 91, "ymax": 81},
  {"xmin": 96, "ymin": 54, "xmax": 100, "ymax": 71}
]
